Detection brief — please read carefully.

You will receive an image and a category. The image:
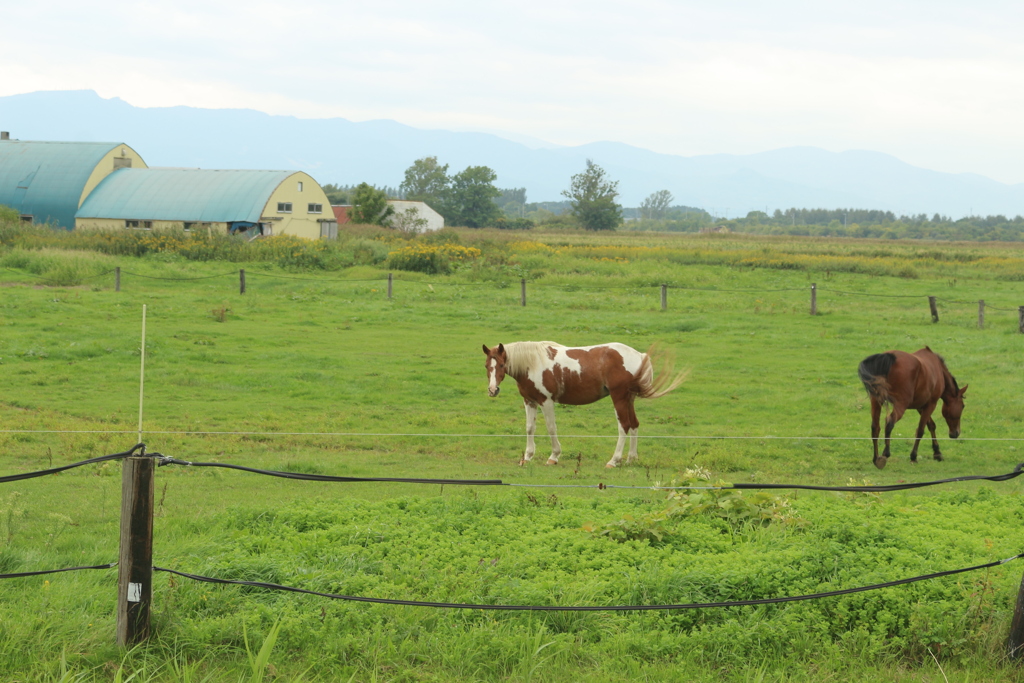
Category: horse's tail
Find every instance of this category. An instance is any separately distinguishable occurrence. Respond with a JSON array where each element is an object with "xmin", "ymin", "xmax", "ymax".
[
  {"xmin": 858, "ymin": 352, "xmax": 896, "ymax": 405},
  {"xmin": 636, "ymin": 344, "xmax": 688, "ymax": 399}
]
